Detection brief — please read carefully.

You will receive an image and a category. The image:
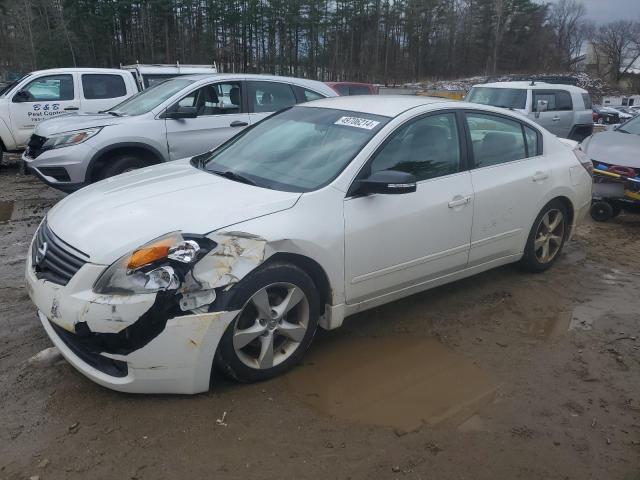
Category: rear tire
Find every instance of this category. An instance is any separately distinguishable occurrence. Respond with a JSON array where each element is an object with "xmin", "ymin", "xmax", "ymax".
[
  {"xmin": 215, "ymin": 262, "xmax": 319, "ymax": 383},
  {"xmin": 98, "ymin": 154, "xmax": 148, "ymax": 180},
  {"xmin": 520, "ymin": 200, "xmax": 569, "ymax": 273},
  {"xmin": 590, "ymin": 201, "xmax": 614, "ymax": 222}
]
